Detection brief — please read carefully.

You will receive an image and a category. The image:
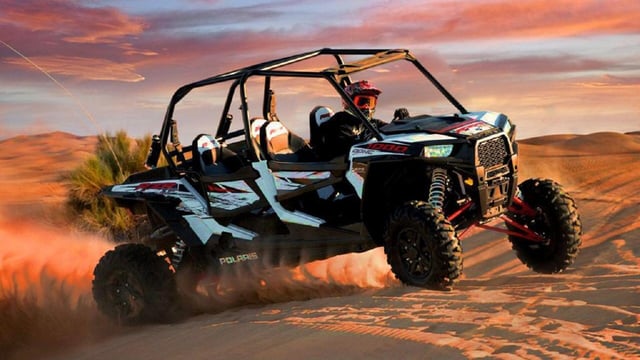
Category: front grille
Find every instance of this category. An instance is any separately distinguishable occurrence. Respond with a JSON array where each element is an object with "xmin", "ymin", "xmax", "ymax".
[{"xmin": 478, "ymin": 136, "xmax": 509, "ymax": 168}]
